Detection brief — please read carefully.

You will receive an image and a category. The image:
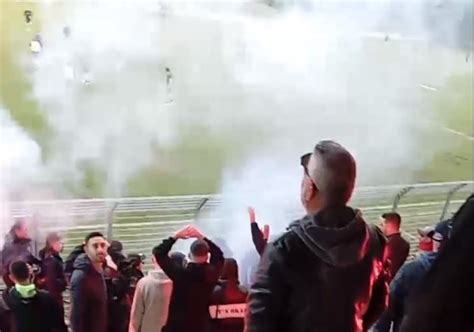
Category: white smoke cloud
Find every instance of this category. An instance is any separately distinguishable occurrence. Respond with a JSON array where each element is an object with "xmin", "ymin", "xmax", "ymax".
[
  {"xmin": 0, "ymin": 106, "xmax": 43, "ymax": 247},
  {"xmin": 6, "ymin": 0, "xmax": 467, "ymax": 259}
]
